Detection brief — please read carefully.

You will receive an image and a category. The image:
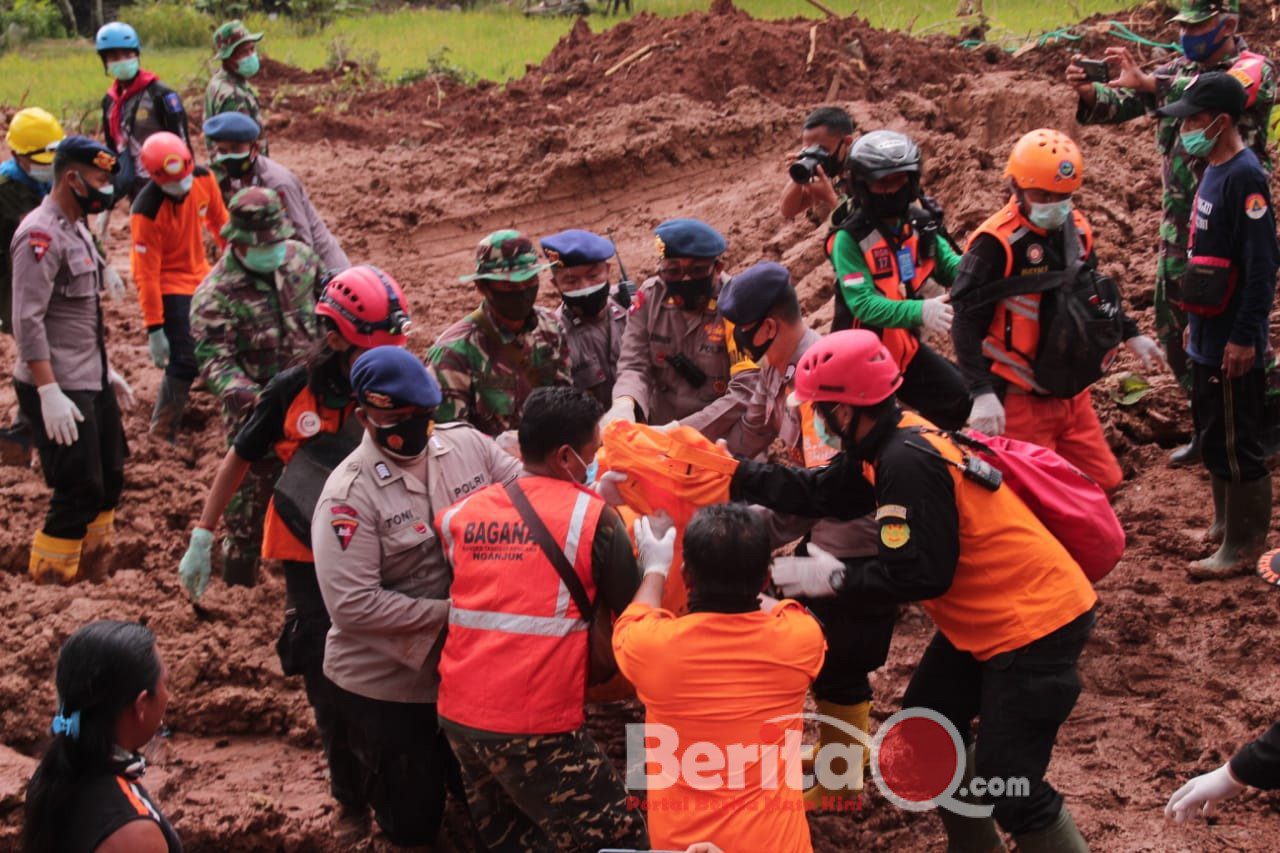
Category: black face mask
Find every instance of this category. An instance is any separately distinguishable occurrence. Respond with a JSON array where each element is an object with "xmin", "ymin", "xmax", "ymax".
[
  {"xmin": 733, "ymin": 321, "xmax": 776, "ymax": 362},
  {"xmin": 867, "ymin": 183, "xmax": 915, "ymax": 221},
  {"xmin": 70, "ymin": 172, "xmax": 114, "ymax": 215},
  {"xmin": 374, "ymin": 412, "xmax": 433, "ymax": 459},
  {"xmin": 665, "ymin": 276, "xmax": 714, "ymax": 311},
  {"xmin": 562, "ymin": 283, "xmax": 611, "ymax": 320},
  {"xmin": 484, "ymin": 285, "xmax": 539, "ymax": 326}
]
